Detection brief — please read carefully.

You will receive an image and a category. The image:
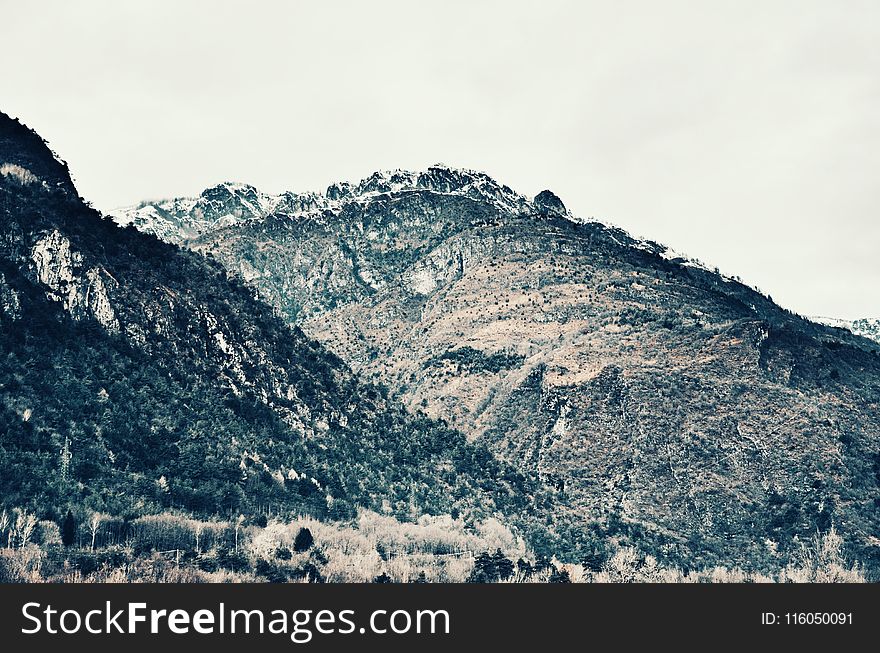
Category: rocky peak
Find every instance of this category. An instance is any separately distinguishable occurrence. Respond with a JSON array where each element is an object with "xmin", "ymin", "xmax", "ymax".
[
  {"xmin": 113, "ymin": 164, "xmax": 570, "ymax": 244},
  {"xmin": 1, "ymin": 113, "xmax": 553, "ymax": 558},
  {"xmin": 336, "ymin": 165, "xmax": 531, "ymax": 216},
  {"xmin": 193, "ymin": 181, "xmax": 271, "ymax": 221},
  {"xmin": 414, "ymin": 164, "xmax": 498, "ymax": 194},
  {"xmin": 274, "ymin": 190, "xmax": 323, "ymax": 215},
  {"xmin": 533, "ymin": 189, "xmax": 568, "ymax": 217},
  {"xmin": 325, "ymin": 181, "xmax": 353, "ymax": 201},
  {"xmin": 199, "ymin": 181, "xmax": 259, "ymax": 203}
]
